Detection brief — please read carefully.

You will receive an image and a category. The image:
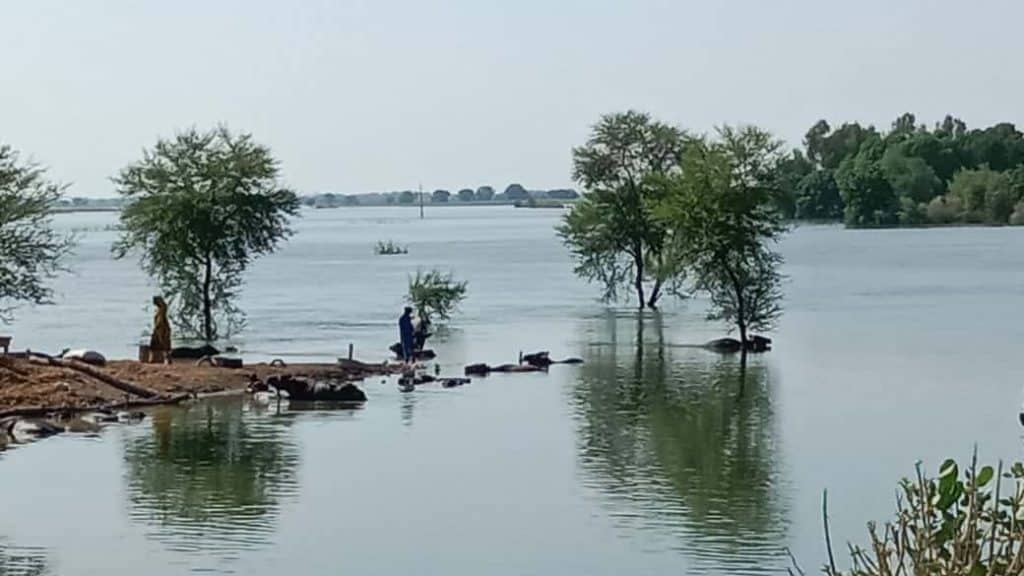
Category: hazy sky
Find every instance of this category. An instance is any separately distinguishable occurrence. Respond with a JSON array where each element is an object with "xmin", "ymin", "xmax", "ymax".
[{"xmin": 2, "ymin": 1, "xmax": 1022, "ymax": 197}]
